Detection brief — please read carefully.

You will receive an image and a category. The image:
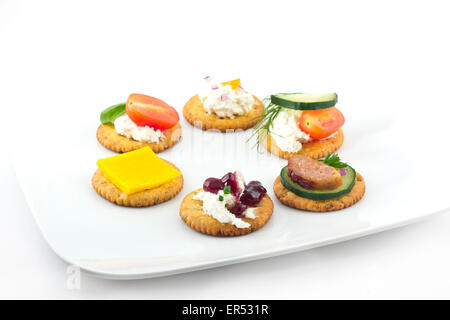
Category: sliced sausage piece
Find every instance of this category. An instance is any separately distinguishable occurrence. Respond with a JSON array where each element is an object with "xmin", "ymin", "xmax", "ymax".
[{"xmin": 287, "ymin": 154, "xmax": 342, "ymax": 190}]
